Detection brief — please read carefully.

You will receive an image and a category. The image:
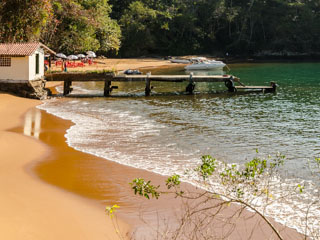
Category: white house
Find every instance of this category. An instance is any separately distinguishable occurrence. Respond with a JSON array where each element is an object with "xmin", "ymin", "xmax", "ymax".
[{"xmin": 0, "ymin": 42, "xmax": 55, "ymax": 81}]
